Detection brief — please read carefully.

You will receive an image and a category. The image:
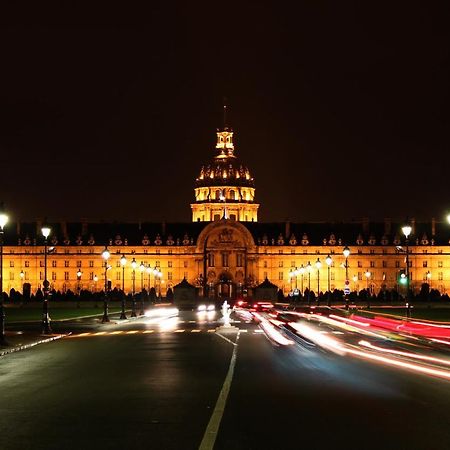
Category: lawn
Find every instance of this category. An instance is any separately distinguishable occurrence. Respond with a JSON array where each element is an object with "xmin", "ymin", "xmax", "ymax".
[{"xmin": 3, "ymin": 306, "xmax": 124, "ymax": 323}]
